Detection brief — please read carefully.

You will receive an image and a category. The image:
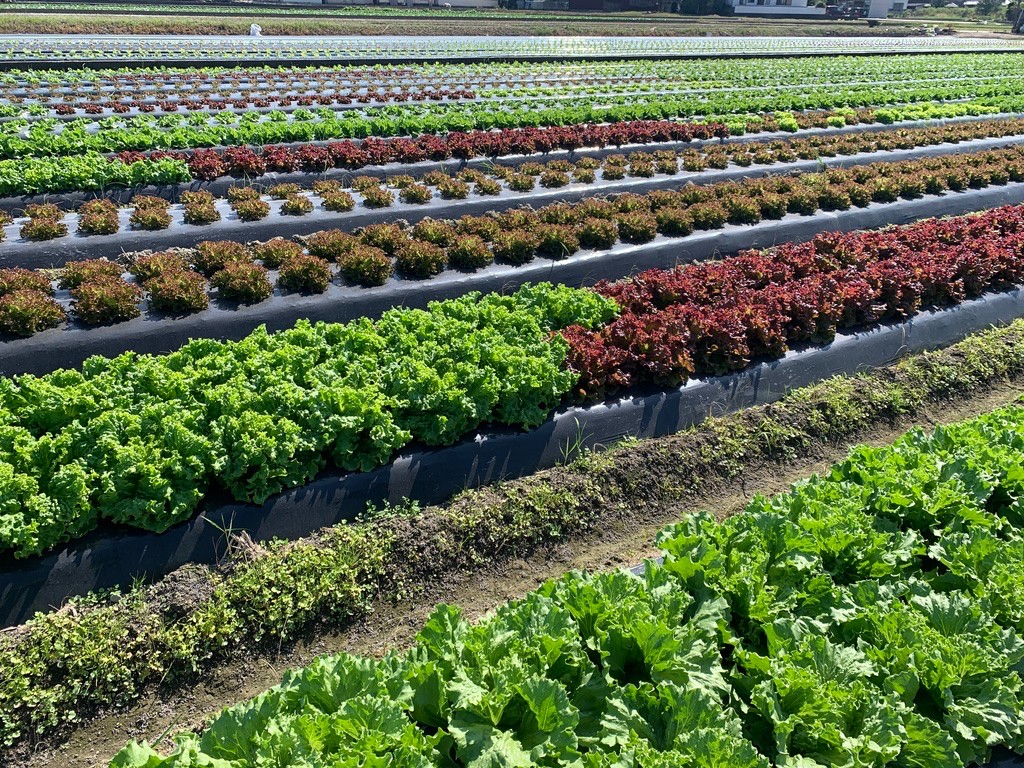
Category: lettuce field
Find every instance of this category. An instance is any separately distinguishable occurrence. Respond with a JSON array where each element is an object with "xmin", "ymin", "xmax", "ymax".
[
  {"xmin": 111, "ymin": 404, "xmax": 1024, "ymax": 767},
  {"xmin": 1, "ymin": 32, "xmax": 1024, "ymax": 768}
]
